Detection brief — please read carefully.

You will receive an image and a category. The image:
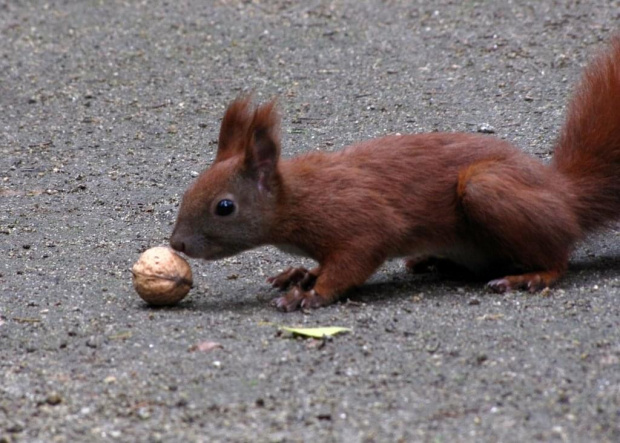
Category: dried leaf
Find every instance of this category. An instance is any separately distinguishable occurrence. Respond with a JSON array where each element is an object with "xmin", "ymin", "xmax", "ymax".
[
  {"xmin": 189, "ymin": 341, "xmax": 223, "ymax": 353},
  {"xmin": 12, "ymin": 317, "xmax": 41, "ymax": 324},
  {"xmin": 109, "ymin": 331, "xmax": 132, "ymax": 340},
  {"xmin": 476, "ymin": 313, "xmax": 504, "ymax": 321},
  {"xmin": 280, "ymin": 326, "xmax": 351, "ymax": 339}
]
